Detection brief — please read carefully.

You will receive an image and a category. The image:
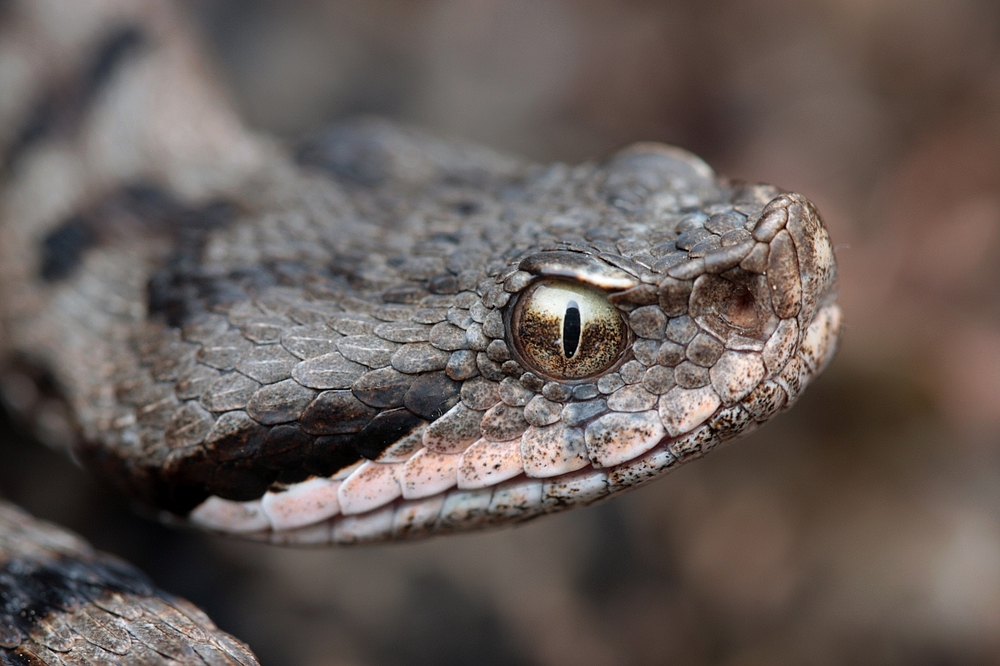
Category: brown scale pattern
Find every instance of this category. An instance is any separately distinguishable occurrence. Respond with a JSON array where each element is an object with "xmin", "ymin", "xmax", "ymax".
[{"xmin": 0, "ymin": 1, "xmax": 839, "ymax": 548}]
